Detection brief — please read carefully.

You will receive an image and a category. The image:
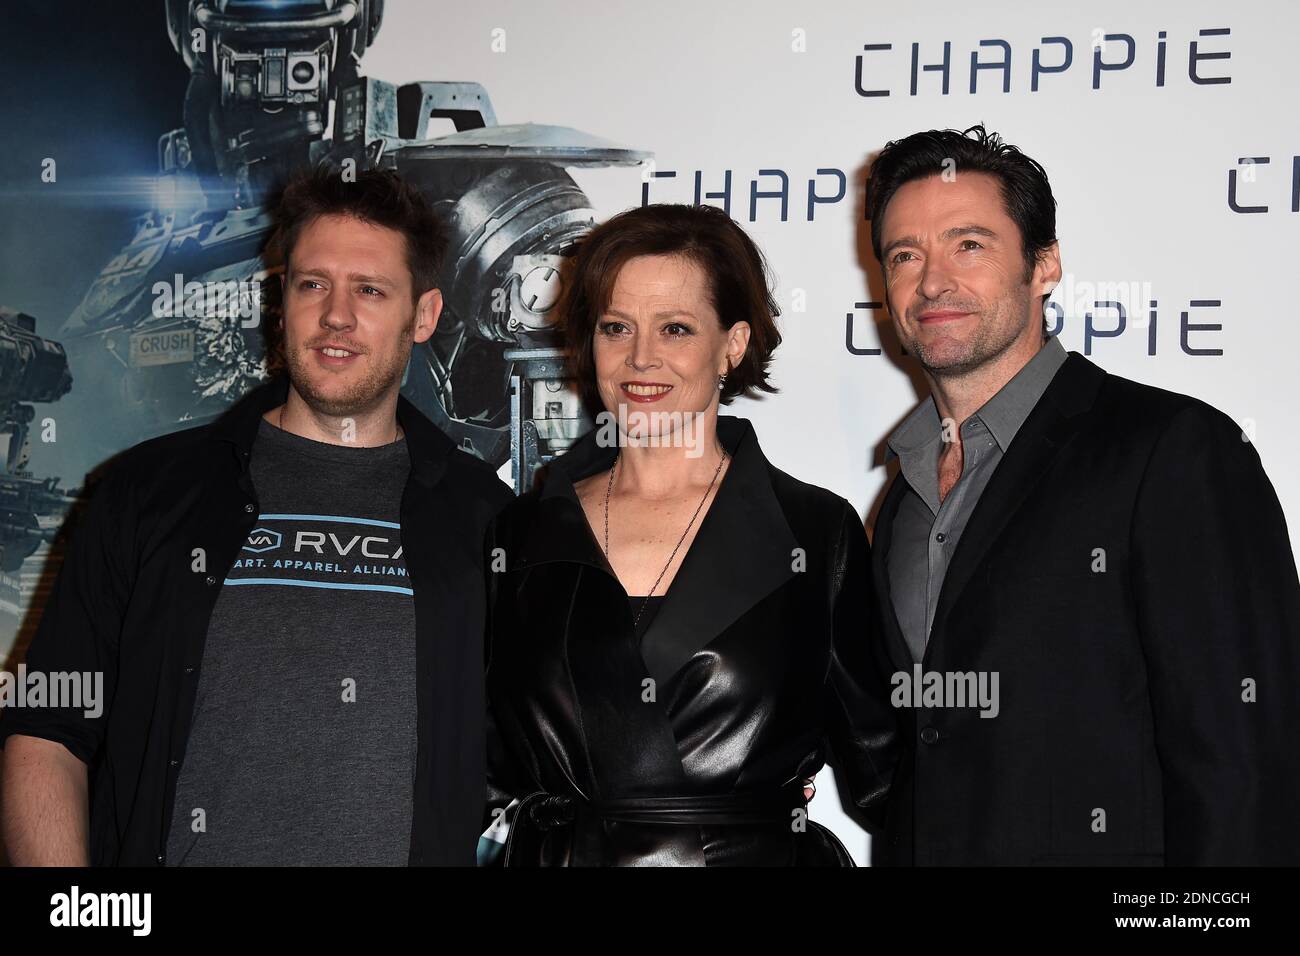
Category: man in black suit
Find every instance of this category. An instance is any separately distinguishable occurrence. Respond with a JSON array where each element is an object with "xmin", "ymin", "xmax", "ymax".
[{"xmin": 866, "ymin": 125, "xmax": 1300, "ymax": 865}]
